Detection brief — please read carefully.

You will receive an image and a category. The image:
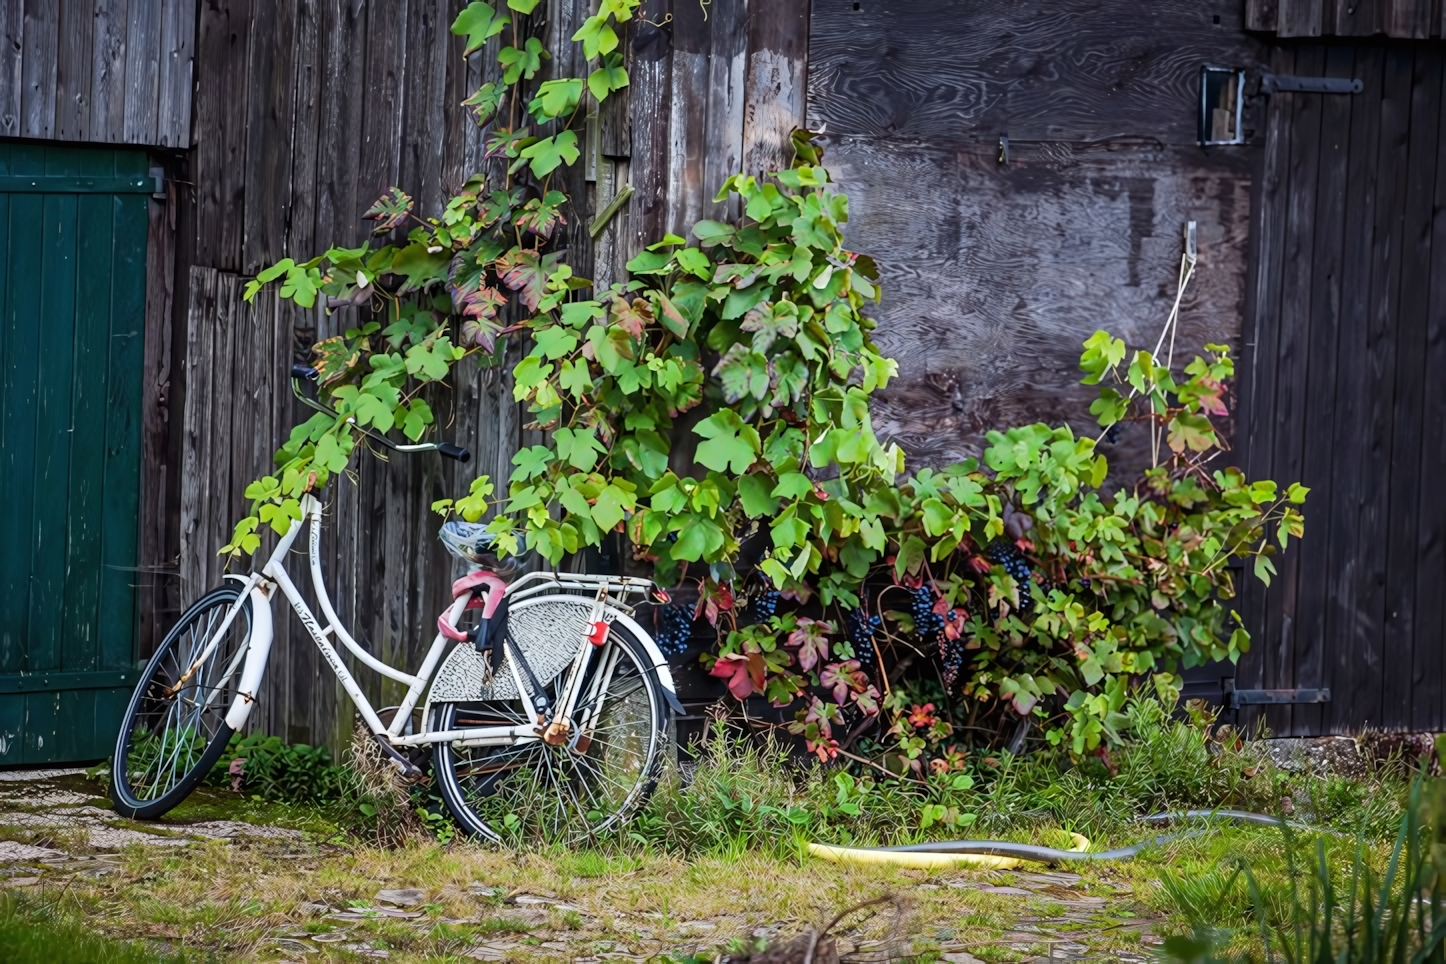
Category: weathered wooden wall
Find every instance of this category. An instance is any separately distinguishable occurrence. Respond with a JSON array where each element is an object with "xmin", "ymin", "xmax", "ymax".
[
  {"xmin": 173, "ymin": 0, "xmax": 808, "ymax": 752},
  {"xmin": 0, "ymin": 0, "xmax": 195, "ymax": 146},
  {"xmin": 1246, "ymin": 0, "xmax": 1446, "ymax": 38},
  {"xmin": 808, "ymin": 0, "xmax": 1266, "ymax": 470},
  {"xmin": 1235, "ymin": 41, "xmax": 1446, "ymax": 737}
]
